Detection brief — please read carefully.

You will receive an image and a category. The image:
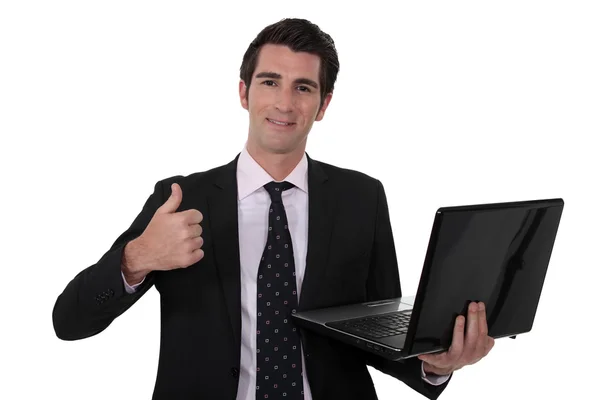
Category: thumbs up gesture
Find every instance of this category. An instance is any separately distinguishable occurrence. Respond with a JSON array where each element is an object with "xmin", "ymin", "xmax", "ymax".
[{"xmin": 123, "ymin": 183, "xmax": 205, "ymax": 277}]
